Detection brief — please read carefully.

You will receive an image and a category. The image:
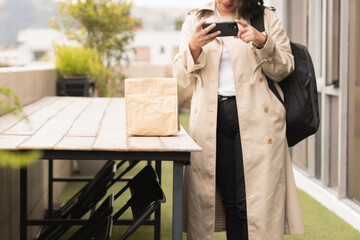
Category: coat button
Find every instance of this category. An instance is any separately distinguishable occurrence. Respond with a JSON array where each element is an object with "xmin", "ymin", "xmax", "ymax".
[
  {"xmin": 267, "ymin": 138, "xmax": 273, "ymax": 144},
  {"xmin": 194, "ymin": 108, "xmax": 198, "ymax": 114},
  {"xmin": 259, "ymin": 77, "xmax": 264, "ymax": 83},
  {"xmin": 264, "ymin": 106, "xmax": 269, "ymax": 113},
  {"xmin": 193, "ymin": 137, "xmax": 197, "ymax": 143}
]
